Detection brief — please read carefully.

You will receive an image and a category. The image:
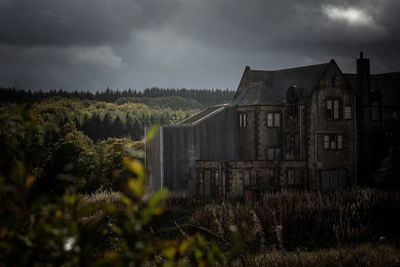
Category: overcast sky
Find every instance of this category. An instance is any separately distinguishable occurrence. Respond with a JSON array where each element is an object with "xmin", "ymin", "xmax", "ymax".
[{"xmin": 0, "ymin": 0, "xmax": 399, "ymax": 91}]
